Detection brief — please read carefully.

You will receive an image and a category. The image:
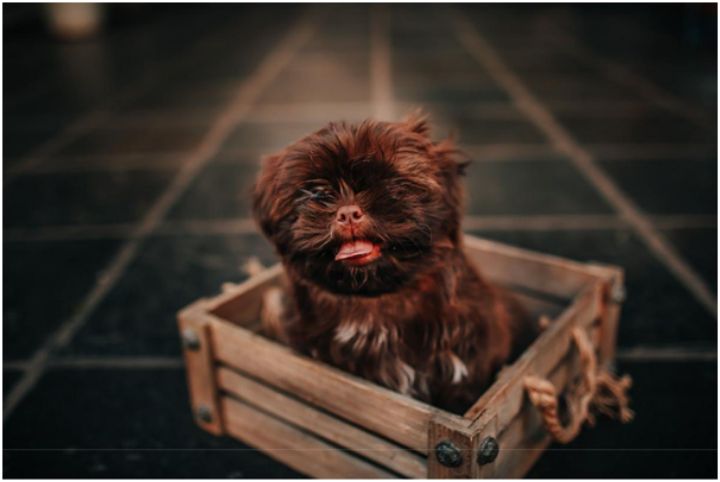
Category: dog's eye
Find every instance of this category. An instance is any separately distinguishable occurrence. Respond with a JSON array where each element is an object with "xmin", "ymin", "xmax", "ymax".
[{"xmin": 300, "ymin": 187, "xmax": 333, "ymax": 203}]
